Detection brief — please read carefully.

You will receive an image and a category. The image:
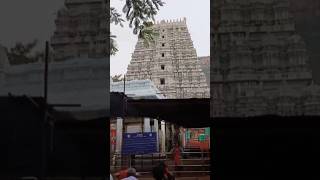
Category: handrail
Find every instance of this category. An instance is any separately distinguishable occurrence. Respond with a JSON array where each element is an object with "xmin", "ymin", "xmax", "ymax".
[
  {"xmin": 111, "ymin": 164, "xmax": 211, "ymax": 167},
  {"xmin": 110, "ymin": 150, "xmax": 210, "ymax": 173},
  {"xmin": 129, "ymin": 170, "xmax": 211, "ymax": 175},
  {"xmin": 111, "ymin": 151, "xmax": 211, "ymax": 155},
  {"xmin": 110, "ymin": 158, "xmax": 210, "ymax": 161},
  {"xmin": 167, "ymin": 164, "xmax": 210, "ymax": 167}
]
